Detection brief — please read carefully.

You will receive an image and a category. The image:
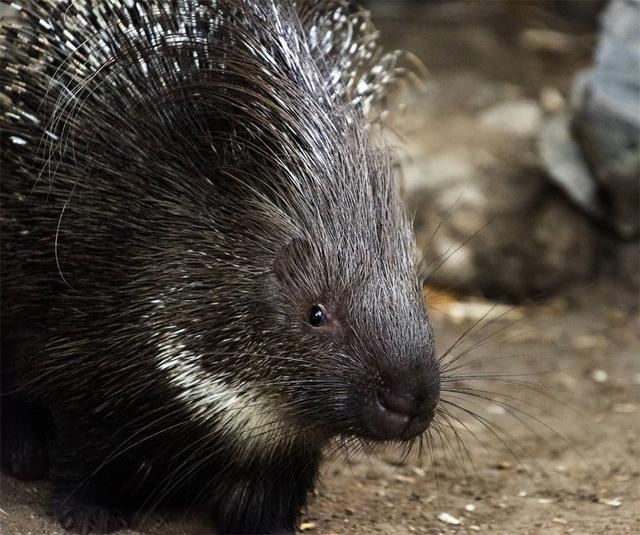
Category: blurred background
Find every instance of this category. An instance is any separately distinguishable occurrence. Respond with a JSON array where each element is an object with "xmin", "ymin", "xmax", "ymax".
[{"xmin": 365, "ymin": 0, "xmax": 638, "ymax": 302}]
